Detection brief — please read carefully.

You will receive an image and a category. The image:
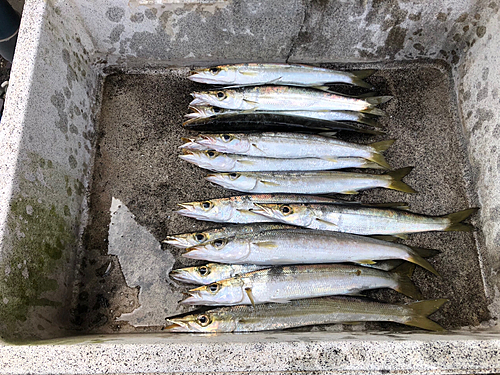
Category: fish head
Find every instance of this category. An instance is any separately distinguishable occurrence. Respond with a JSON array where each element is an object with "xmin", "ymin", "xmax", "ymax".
[
  {"xmin": 178, "ymin": 137, "xmax": 208, "ymax": 151},
  {"xmin": 252, "ymin": 203, "xmax": 314, "ymax": 227},
  {"xmin": 196, "ymin": 133, "xmax": 251, "ymax": 154},
  {"xmin": 184, "ymin": 106, "xmax": 230, "ymax": 120},
  {"xmin": 179, "ymin": 150, "xmax": 236, "ymax": 171},
  {"xmin": 170, "ymin": 264, "xmax": 219, "ymax": 285},
  {"xmin": 164, "ymin": 311, "xmax": 237, "ymax": 333},
  {"xmin": 189, "ymin": 89, "xmax": 248, "ymax": 110},
  {"xmin": 206, "ymin": 172, "xmax": 258, "ymax": 192},
  {"xmin": 163, "ymin": 230, "xmax": 214, "ymax": 248},
  {"xmin": 181, "ymin": 280, "xmax": 244, "ymax": 306},
  {"xmin": 176, "ymin": 199, "xmax": 234, "ymax": 222},
  {"xmin": 188, "ymin": 66, "xmax": 238, "ymax": 85},
  {"xmin": 183, "ymin": 237, "xmax": 250, "ymax": 263}
]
